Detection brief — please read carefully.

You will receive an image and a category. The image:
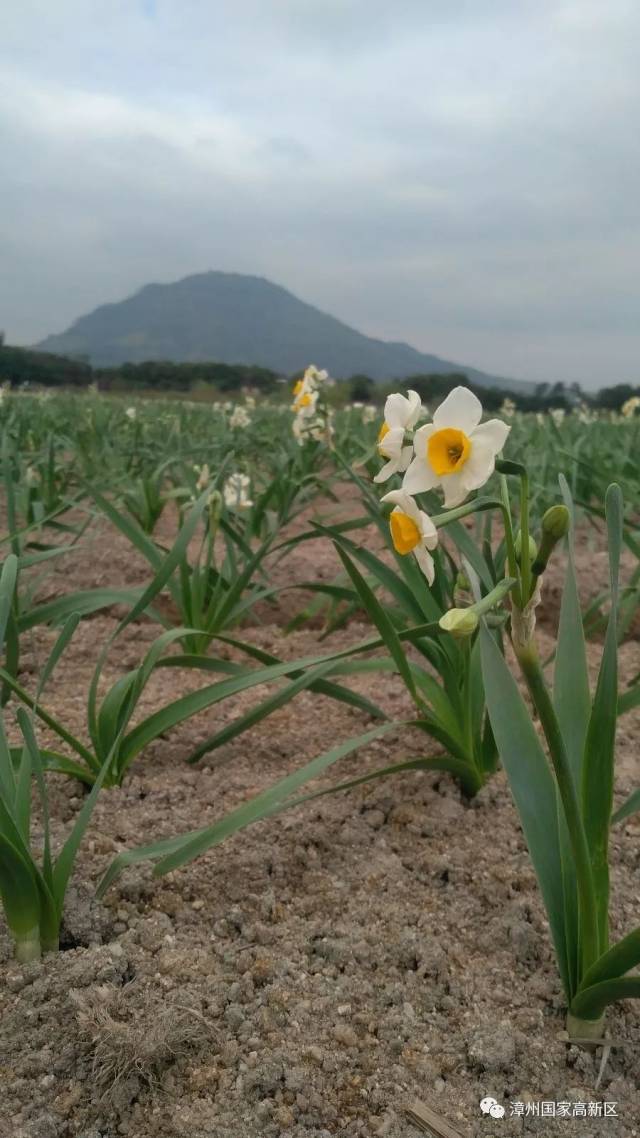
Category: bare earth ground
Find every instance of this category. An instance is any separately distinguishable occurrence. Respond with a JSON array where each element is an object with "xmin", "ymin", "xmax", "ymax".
[{"xmin": 1, "ymin": 498, "xmax": 640, "ymax": 1138}]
